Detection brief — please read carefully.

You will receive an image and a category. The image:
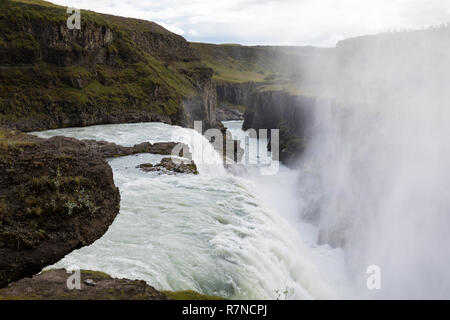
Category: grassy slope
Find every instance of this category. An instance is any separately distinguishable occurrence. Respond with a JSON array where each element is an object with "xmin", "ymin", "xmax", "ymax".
[
  {"xmin": 191, "ymin": 42, "xmax": 326, "ymax": 97},
  {"xmin": 191, "ymin": 43, "xmax": 270, "ymax": 83},
  {"xmin": 163, "ymin": 290, "xmax": 226, "ymax": 300},
  {"xmin": 0, "ymin": 0, "xmax": 204, "ymax": 129}
]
